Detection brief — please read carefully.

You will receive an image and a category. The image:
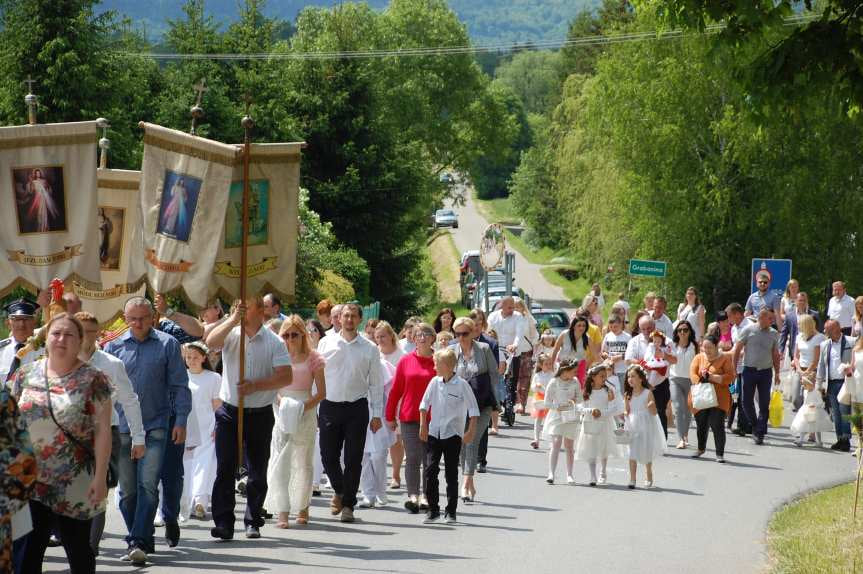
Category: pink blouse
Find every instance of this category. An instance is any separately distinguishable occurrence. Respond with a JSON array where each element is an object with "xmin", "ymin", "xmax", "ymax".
[{"xmin": 281, "ymin": 350, "xmax": 324, "ymax": 392}]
